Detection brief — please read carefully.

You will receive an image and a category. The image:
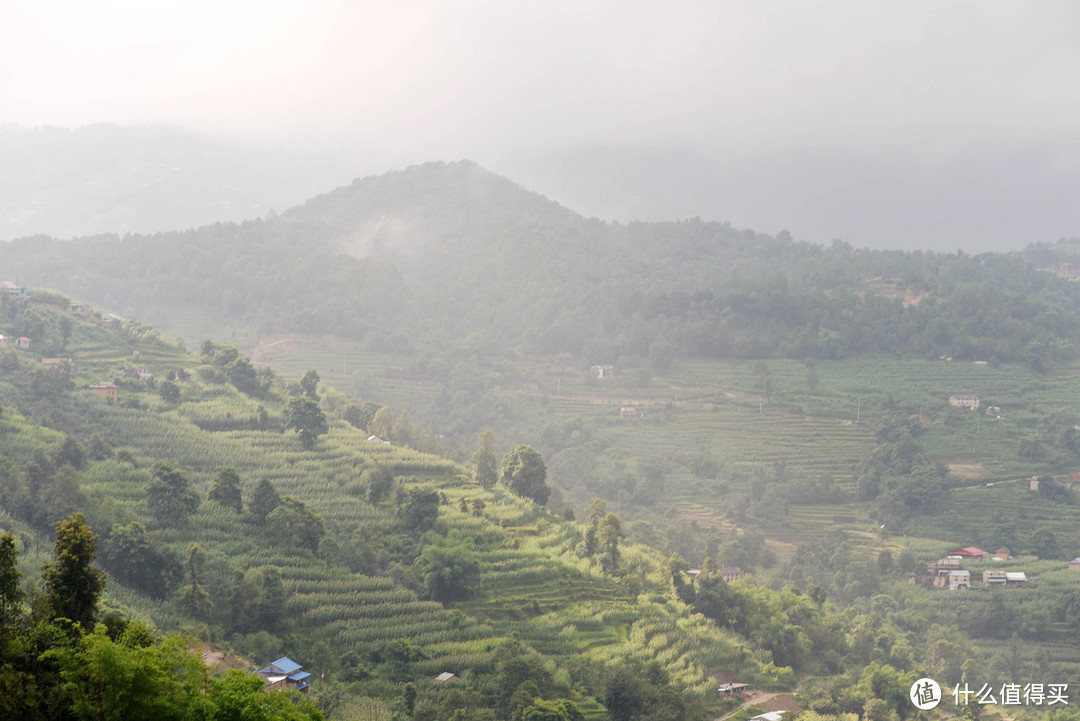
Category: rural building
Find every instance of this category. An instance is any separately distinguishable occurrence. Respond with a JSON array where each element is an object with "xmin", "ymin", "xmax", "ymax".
[
  {"xmin": 717, "ymin": 682, "xmax": 748, "ymax": 699},
  {"xmin": 15, "ymin": 337, "xmax": 30, "ymax": 350},
  {"xmin": 1069, "ymin": 558, "xmax": 1080, "ymax": 571},
  {"xmin": 719, "ymin": 566, "xmax": 742, "ymax": 583},
  {"xmin": 1030, "ymin": 476, "xmax": 1040, "ymax": 492},
  {"xmin": 0, "ymin": 282, "xmax": 27, "ymax": 298},
  {"xmin": 948, "ymin": 570, "xmax": 971, "ymax": 590},
  {"xmin": 0, "ymin": 335, "xmax": 7, "ymax": 344},
  {"xmin": 1005, "ymin": 571, "xmax": 1028, "ymax": 586},
  {"xmin": 256, "ymin": 656, "xmax": 311, "ymax": 693},
  {"xmin": 949, "ymin": 395, "xmax": 980, "ymax": 411},
  {"xmin": 590, "ymin": 364, "xmax": 614, "ymax": 379},
  {"xmin": 930, "ymin": 558, "xmax": 960, "ymax": 571},
  {"xmin": 983, "ymin": 570, "xmax": 1007, "ymax": 586},
  {"xmin": 947, "ymin": 547, "xmax": 988, "ymax": 560},
  {"xmin": 972, "ymin": 361, "xmax": 988, "ymax": 366},
  {"xmin": 367, "ymin": 435, "xmax": 390, "ymax": 445},
  {"xmin": 89, "ymin": 382, "xmax": 118, "ymax": 401},
  {"xmin": 994, "ymin": 547, "xmax": 1010, "ymax": 561},
  {"xmin": 68, "ymin": 303, "xmax": 91, "ymax": 313},
  {"xmin": 434, "ymin": 672, "xmax": 458, "ymax": 682},
  {"xmin": 620, "ymin": 406, "xmax": 637, "ymax": 418}
]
